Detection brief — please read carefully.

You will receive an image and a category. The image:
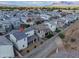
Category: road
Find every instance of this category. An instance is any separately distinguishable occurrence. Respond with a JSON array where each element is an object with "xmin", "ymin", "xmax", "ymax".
[
  {"xmin": 22, "ymin": 20, "xmax": 79, "ymax": 58},
  {"xmin": 23, "ymin": 33, "xmax": 58, "ymax": 58},
  {"xmin": 23, "ymin": 27, "xmax": 69, "ymax": 58}
]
